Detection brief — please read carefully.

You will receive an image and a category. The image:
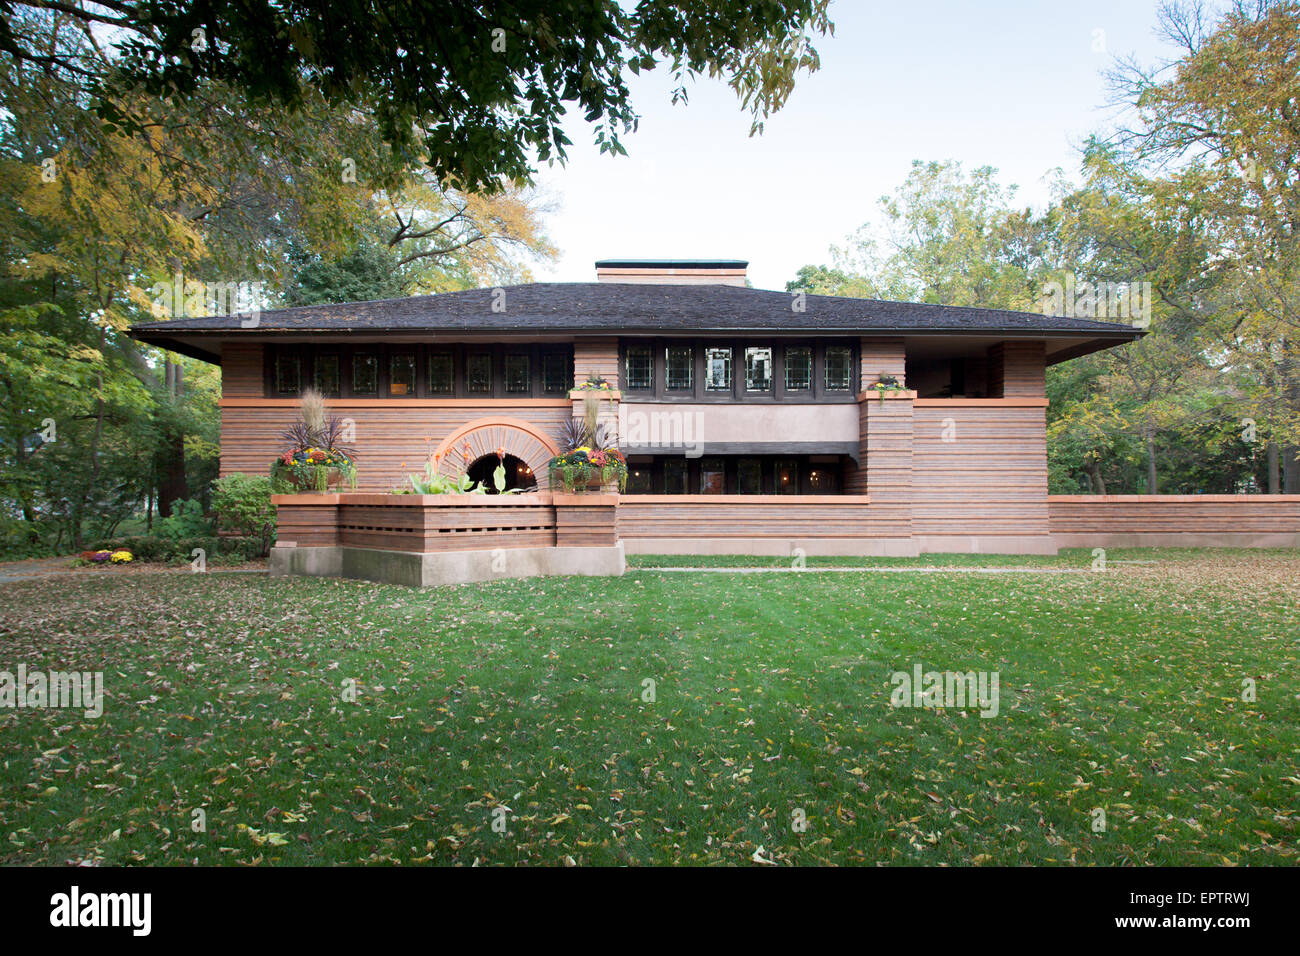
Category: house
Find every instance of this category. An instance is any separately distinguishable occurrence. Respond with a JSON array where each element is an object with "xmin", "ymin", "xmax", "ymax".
[{"xmin": 131, "ymin": 258, "xmax": 1157, "ymax": 561}]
